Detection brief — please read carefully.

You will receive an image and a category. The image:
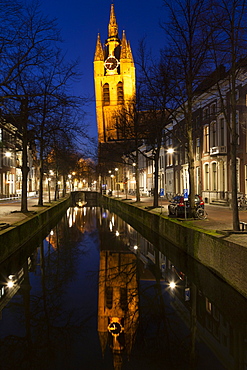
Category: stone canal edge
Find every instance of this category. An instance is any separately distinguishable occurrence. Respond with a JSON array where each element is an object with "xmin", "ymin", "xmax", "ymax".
[{"xmin": 0, "ymin": 196, "xmax": 70, "ymax": 264}]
